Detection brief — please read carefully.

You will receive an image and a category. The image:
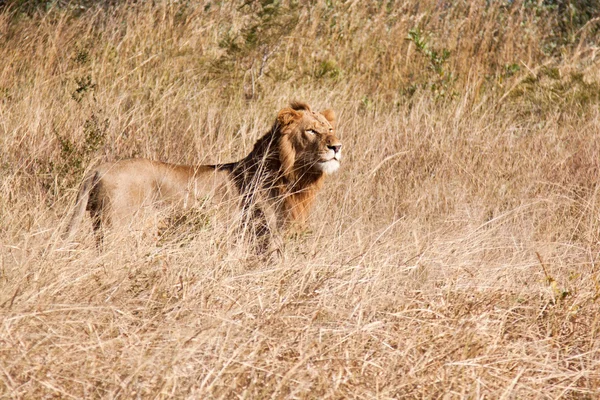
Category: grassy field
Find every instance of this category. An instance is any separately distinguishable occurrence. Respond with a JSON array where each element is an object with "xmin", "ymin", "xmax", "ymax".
[{"xmin": 2, "ymin": 0, "xmax": 600, "ymax": 397}]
